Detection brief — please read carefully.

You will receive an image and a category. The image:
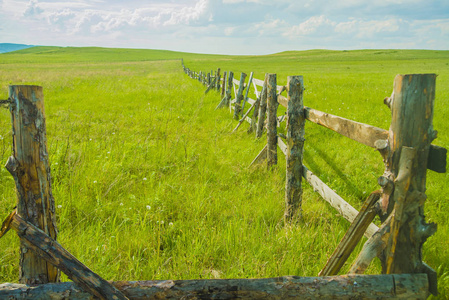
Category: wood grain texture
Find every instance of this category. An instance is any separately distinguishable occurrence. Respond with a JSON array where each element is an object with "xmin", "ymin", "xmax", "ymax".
[
  {"xmin": 304, "ymin": 107, "xmax": 389, "ymax": 148},
  {"xmin": 382, "ymin": 74, "xmax": 438, "ymax": 275},
  {"xmin": 266, "ymin": 74, "xmax": 278, "ymax": 168},
  {"xmin": 0, "ymin": 274, "xmax": 429, "ymax": 299},
  {"xmin": 7, "ymin": 85, "xmax": 59, "ymax": 284},
  {"xmin": 284, "ymin": 76, "xmax": 305, "ymax": 221}
]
